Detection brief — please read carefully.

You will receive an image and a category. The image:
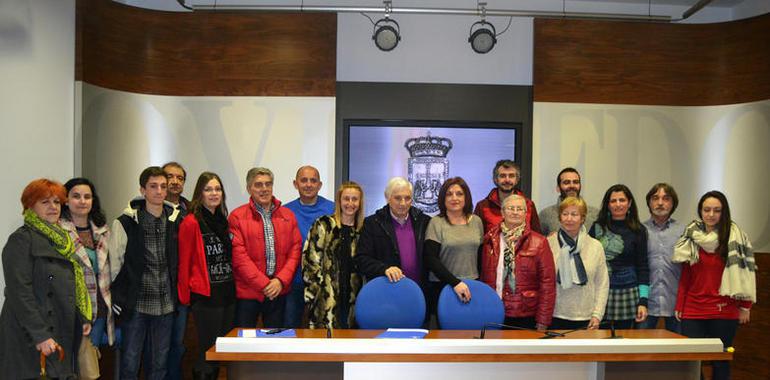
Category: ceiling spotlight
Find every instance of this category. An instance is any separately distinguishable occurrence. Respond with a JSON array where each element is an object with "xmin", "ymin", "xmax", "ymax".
[
  {"xmin": 372, "ymin": 1, "xmax": 400, "ymax": 51},
  {"xmin": 373, "ymin": 18, "xmax": 401, "ymax": 51},
  {"xmin": 468, "ymin": 20, "xmax": 497, "ymax": 54},
  {"xmin": 469, "ymin": 2, "xmax": 496, "ymax": 54}
]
